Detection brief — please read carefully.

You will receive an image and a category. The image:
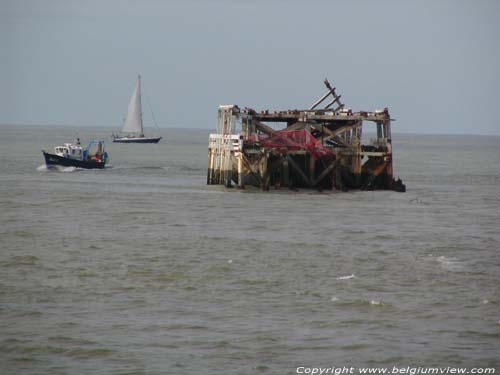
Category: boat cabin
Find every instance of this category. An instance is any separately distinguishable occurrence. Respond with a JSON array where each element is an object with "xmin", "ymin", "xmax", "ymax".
[{"xmin": 54, "ymin": 143, "xmax": 83, "ymax": 160}]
